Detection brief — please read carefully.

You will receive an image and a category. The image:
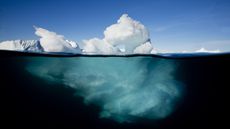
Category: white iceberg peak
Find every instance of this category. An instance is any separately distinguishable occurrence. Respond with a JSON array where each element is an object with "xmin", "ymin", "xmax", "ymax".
[
  {"xmin": 83, "ymin": 14, "xmax": 153, "ymax": 54},
  {"xmin": 195, "ymin": 47, "xmax": 220, "ymax": 53},
  {"xmin": 34, "ymin": 26, "xmax": 81, "ymax": 53}
]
